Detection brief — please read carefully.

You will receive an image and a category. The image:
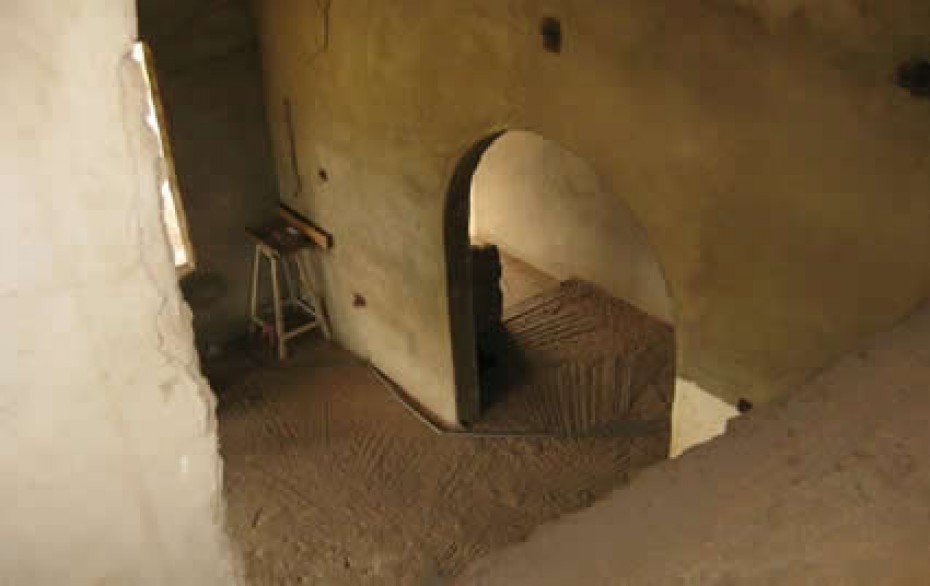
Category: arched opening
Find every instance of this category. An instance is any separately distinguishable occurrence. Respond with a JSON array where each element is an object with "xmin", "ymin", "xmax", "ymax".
[{"xmin": 445, "ymin": 130, "xmax": 677, "ymax": 443}]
